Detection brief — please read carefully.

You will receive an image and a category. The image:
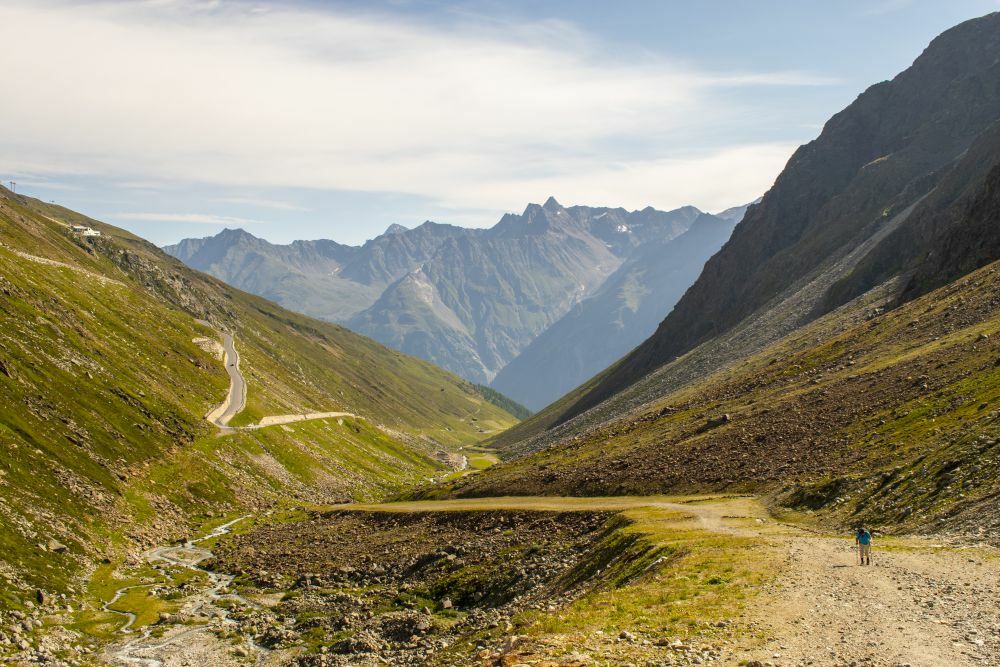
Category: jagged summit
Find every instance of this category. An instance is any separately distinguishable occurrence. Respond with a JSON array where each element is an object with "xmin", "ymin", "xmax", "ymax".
[
  {"xmin": 383, "ymin": 223, "xmax": 409, "ymax": 235},
  {"xmin": 217, "ymin": 227, "xmax": 257, "ymax": 241}
]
